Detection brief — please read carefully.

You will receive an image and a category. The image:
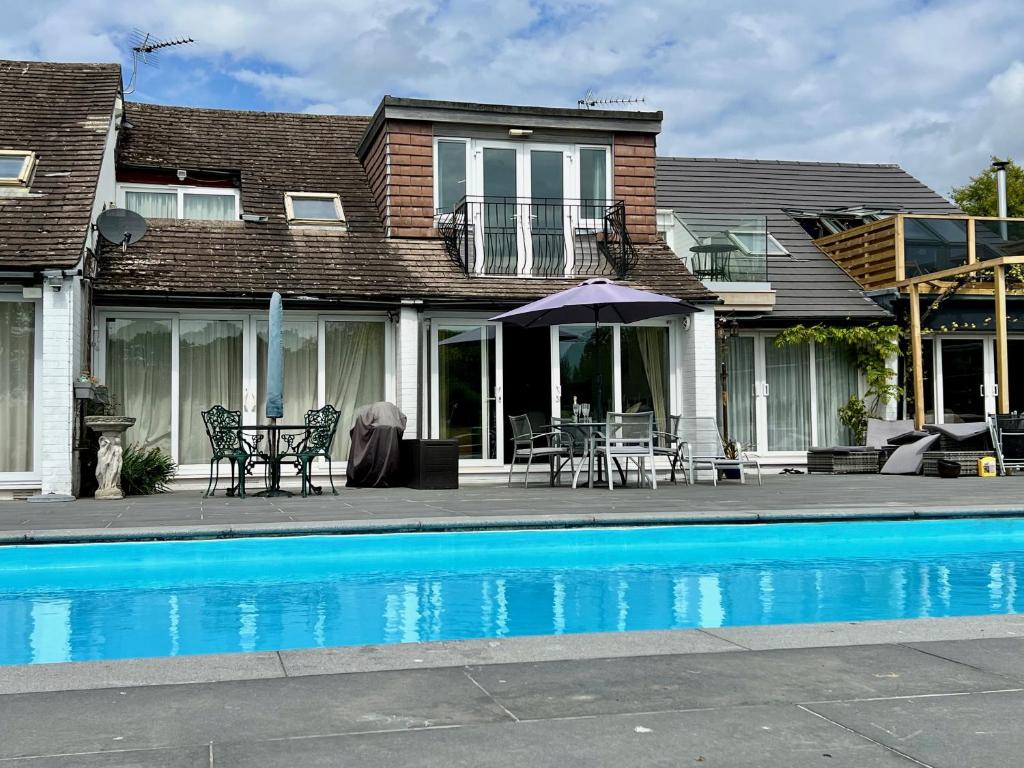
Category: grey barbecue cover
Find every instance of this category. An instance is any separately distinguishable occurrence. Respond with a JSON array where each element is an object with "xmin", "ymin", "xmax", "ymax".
[{"xmin": 346, "ymin": 402, "xmax": 408, "ymax": 488}]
